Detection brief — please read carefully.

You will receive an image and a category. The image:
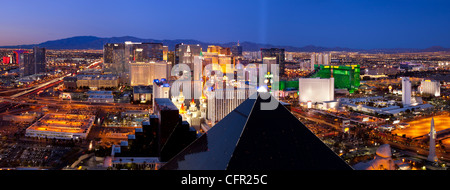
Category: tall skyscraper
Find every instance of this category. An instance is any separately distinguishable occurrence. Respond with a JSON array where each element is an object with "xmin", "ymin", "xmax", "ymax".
[
  {"xmin": 317, "ymin": 53, "xmax": 323, "ymax": 66},
  {"xmin": 21, "ymin": 53, "xmax": 33, "ymax": 77},
  {"xmin": 311, "ymin": 52, "xmax": 331, "ymax": 67},
  {"xmin": 310, "ymin": 53, "xmax": 316, "ymax": 71},
  {"xmin": 402, "ymin": 77, "xmax": 411, "ymax": 107},
  {"xmin": 263, "ymin": 57, "xmax": 277, "ymax": 73},
  {"xmin": 103, "ymin": 43, "xmax": 128, "ymax": 83},
  {"xmin": 261, "ymin": 48, "xmax": 285, "ymax": 75},
  {"xmin": 428, "ymin": 118, "xmax": 438, "ymax": 162},
  {"xmin": 175, "ymin": 43, "xmax": 202, "ymax": 70},
  {"xmin": 207, "ymin": 88, "xmax": 249, "ymax": 124},
  {"xmin": 298, "ymin": 78, "xmax": 334, "ymax": 103},
  {"xmin": 231, "ymin": 41, "xmax": 243, "ymax": 57},
  {"xmin": 18, "ymin": 47, "xmax": 46, "ymax": 77},
  {"xmin": 261, "ymin": 48, "xmax": 285, "ymax": 65},
  {"xmin": 131, "ymin": 42, "xmax": 164, "ymax": 62},
  {"xmin": 33, "ymin": 47, "xmax": 46, "ymax": 74},
  {"xmin": 153, "ymin": 80, "xmax": 171, "ymax": 111},
  {"xmin": 130, "ymin": 61, "xmax": 170, "ymax": 86},
  {"xmin": 104, "ymin": 42, "xmax": 164, "ymax": 85},
  {"xmin": 163, "ymin": 46, "xmax": 169, "ymax": 61},
  {"xmin": 193, "ymin": 55, "xmax": 203, "ymax": 81},
  {"xmin": 323, "ymin": 53, "xmax": 330, "ymax": 66}
]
